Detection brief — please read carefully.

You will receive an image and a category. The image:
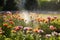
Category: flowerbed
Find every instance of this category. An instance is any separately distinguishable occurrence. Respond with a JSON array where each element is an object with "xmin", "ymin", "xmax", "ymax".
[{"xmin": 0, "ymin": 11, "xmax": 60, "ymax": 40}]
